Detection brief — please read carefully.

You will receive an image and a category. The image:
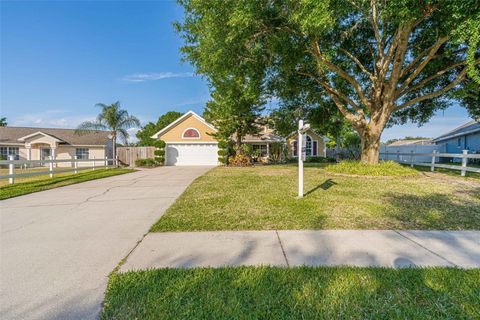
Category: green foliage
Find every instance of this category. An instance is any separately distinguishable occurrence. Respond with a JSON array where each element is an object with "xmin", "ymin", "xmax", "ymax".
[
  {"xmin": 154, "ymin": 149, "xmax": 164, "ymax": 157},
  {"xmin": 217, "ymin": 140, "xmax": 228, "ymax": 149},
  {"xmin": 135, "ymin": 158, "xmax": 159, "ymax": 168},
  {"xmin": 153, "ymin": 140, "xmax": 166, "ymax": 149},
  {"xmin": 325, "ymin": 161, "xmax": 418, "ymax": 177},
  {"xmin": 76, "ymin": 101, "xmax": 140, "ymax": 144},
  {"xmin": 217, "ymin": 140, "xmax": 229, "ymax": 164},
  {"xmin": 177, "ymin": 0, "xmax": 480, "ymax": 163},
  {"xmin": 0, "ymin": 117, "xmax": 7, "ymax": 127},
  {"xmin": 136, "ymin": 112, "xmax": 183, "ymax": 146}
]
